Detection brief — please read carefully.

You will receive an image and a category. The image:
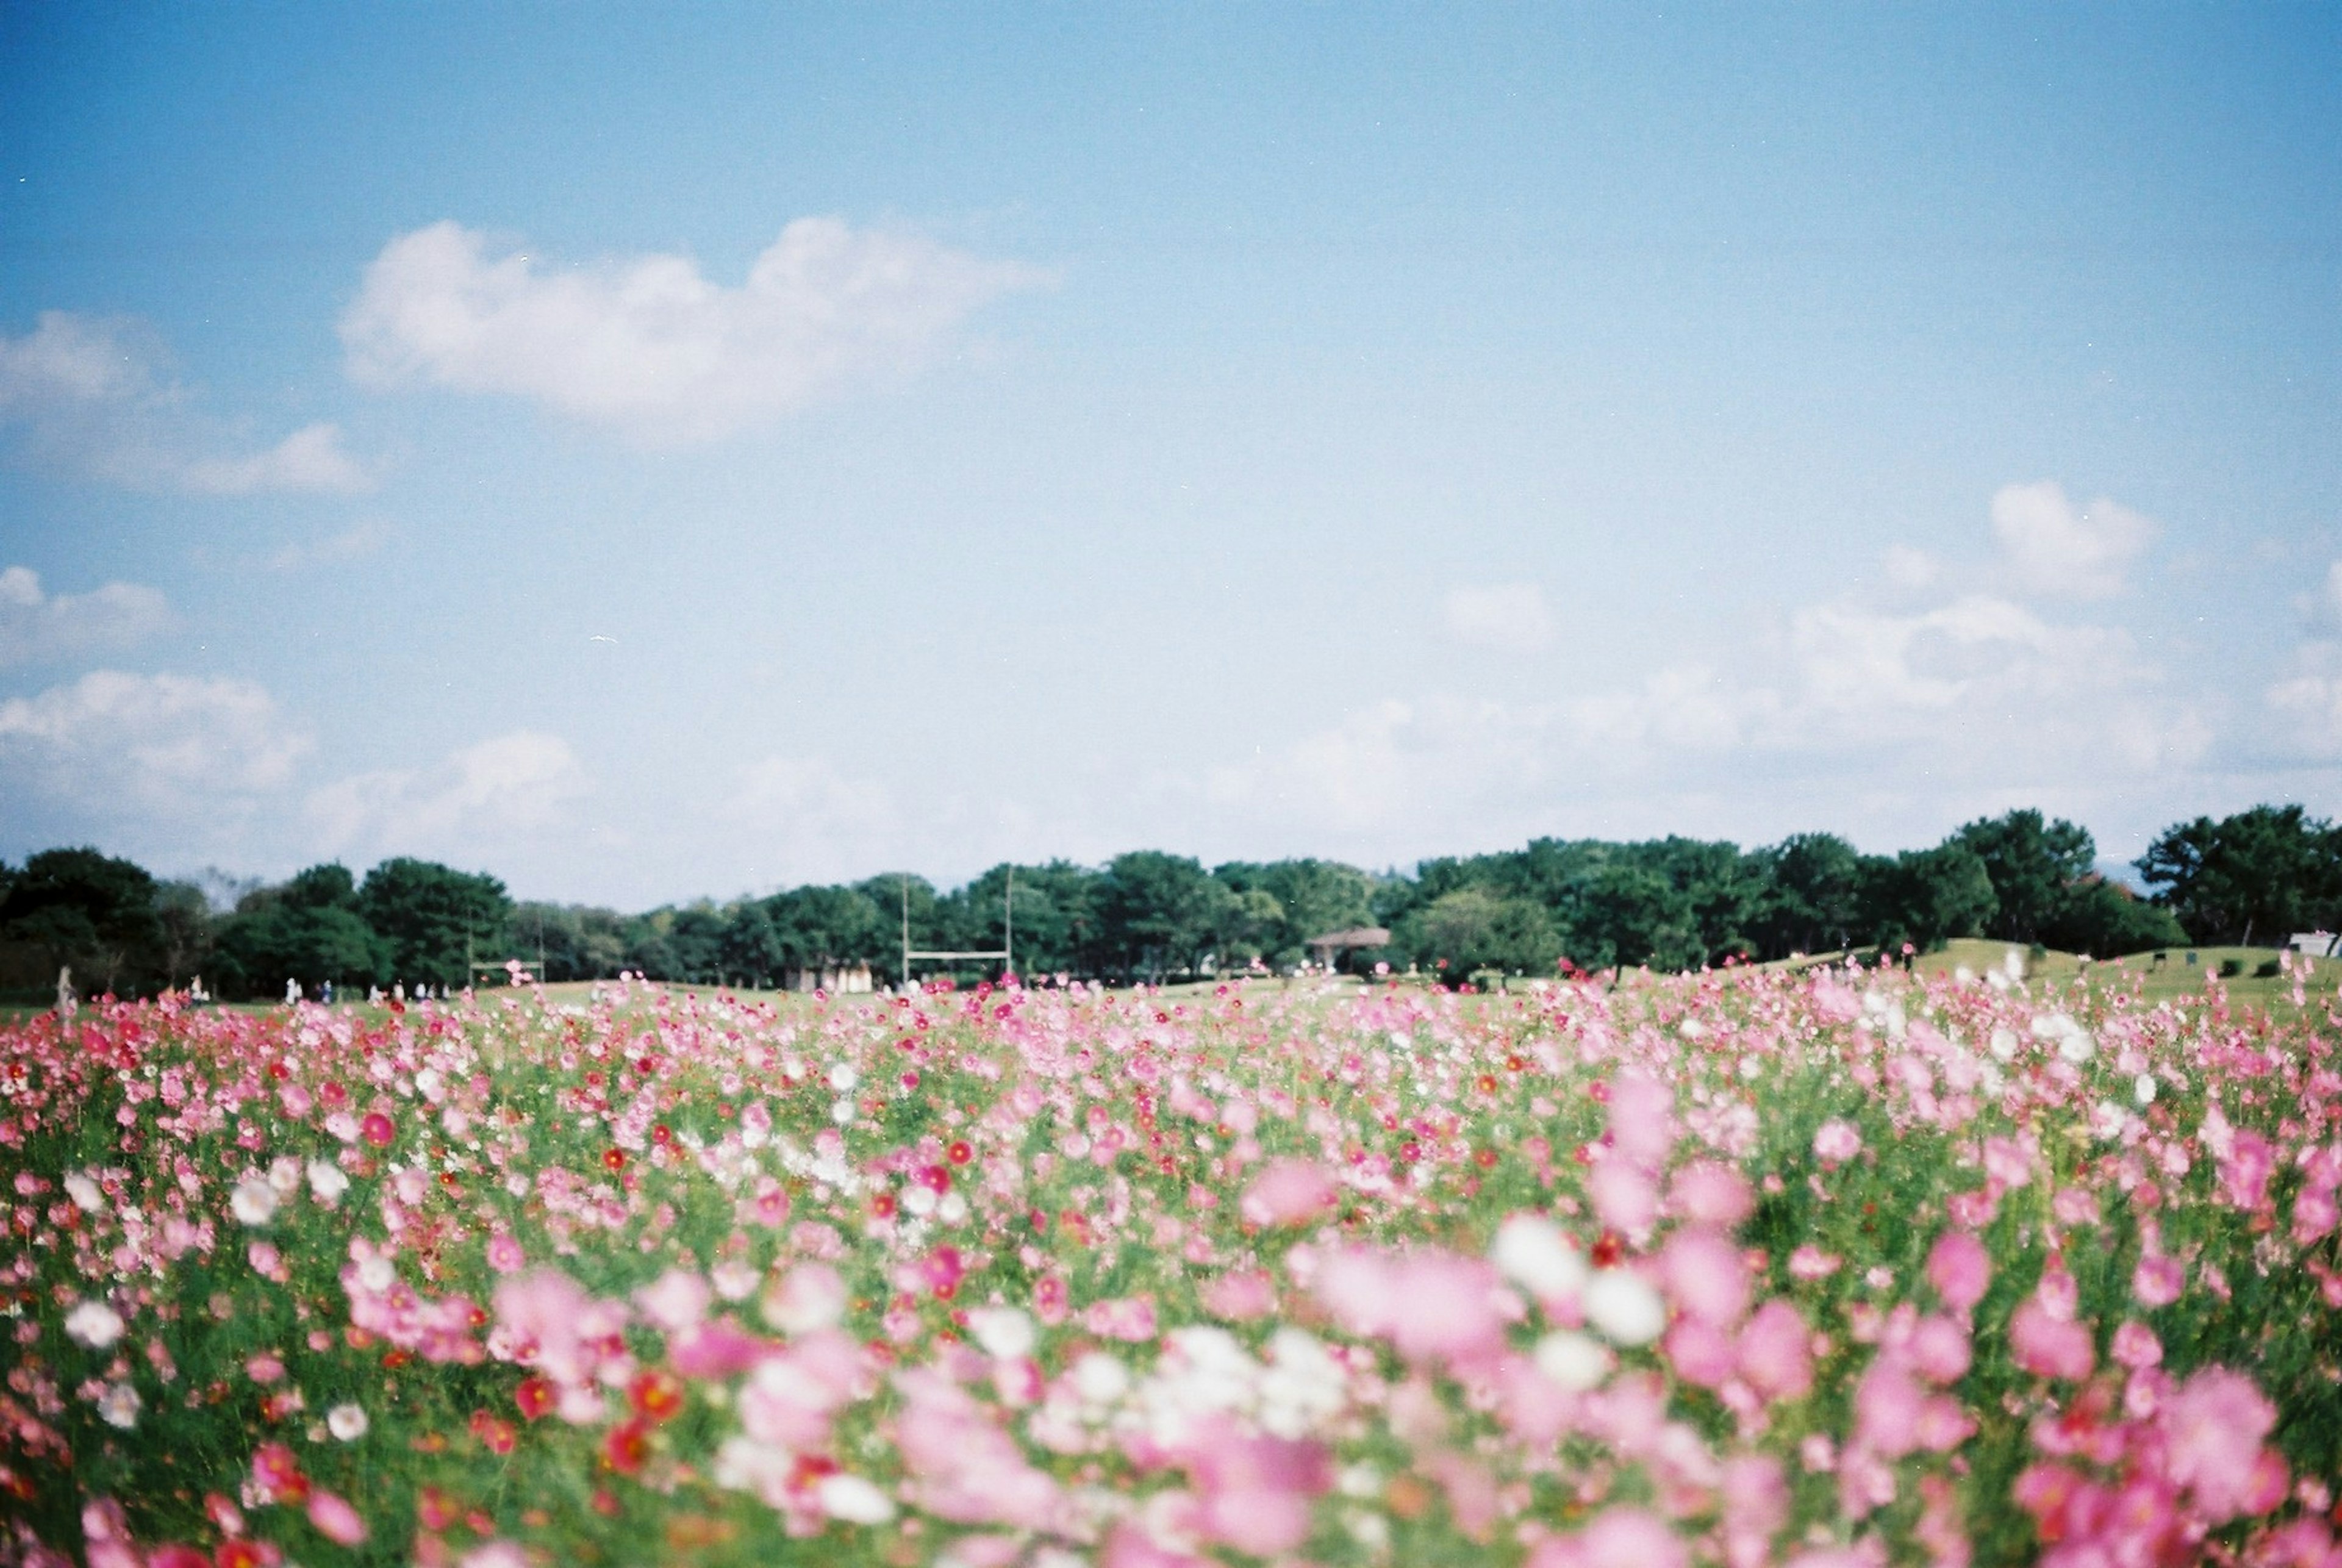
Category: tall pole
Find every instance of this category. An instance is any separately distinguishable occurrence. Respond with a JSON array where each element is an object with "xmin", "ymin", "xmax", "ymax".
[
  {"xmin": 1005, "ymin": 866, "xmax": 1015, "ymax": 980},
  {"xmin": 901, "ymin": 875, "xmax": 911, "ymax": 993}
]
